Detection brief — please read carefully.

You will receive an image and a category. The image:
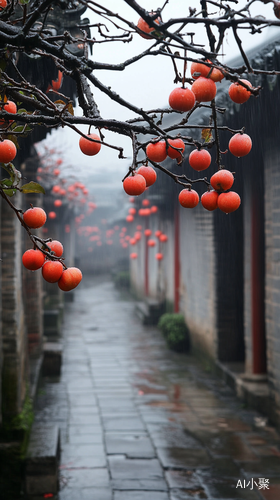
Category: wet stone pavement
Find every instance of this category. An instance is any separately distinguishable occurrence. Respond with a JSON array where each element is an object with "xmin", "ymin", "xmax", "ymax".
[{"xmin": 34, "ymin": 277, "xmax": 280, "ymax": 500}]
